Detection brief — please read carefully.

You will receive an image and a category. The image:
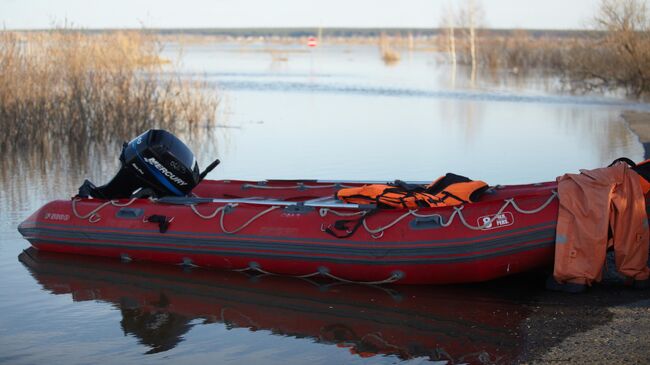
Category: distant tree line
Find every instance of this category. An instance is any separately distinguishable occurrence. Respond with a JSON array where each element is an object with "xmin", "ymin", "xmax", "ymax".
[{"xmin": 24, "ymin": 27, "xmax": 603, "ymax": 40}]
